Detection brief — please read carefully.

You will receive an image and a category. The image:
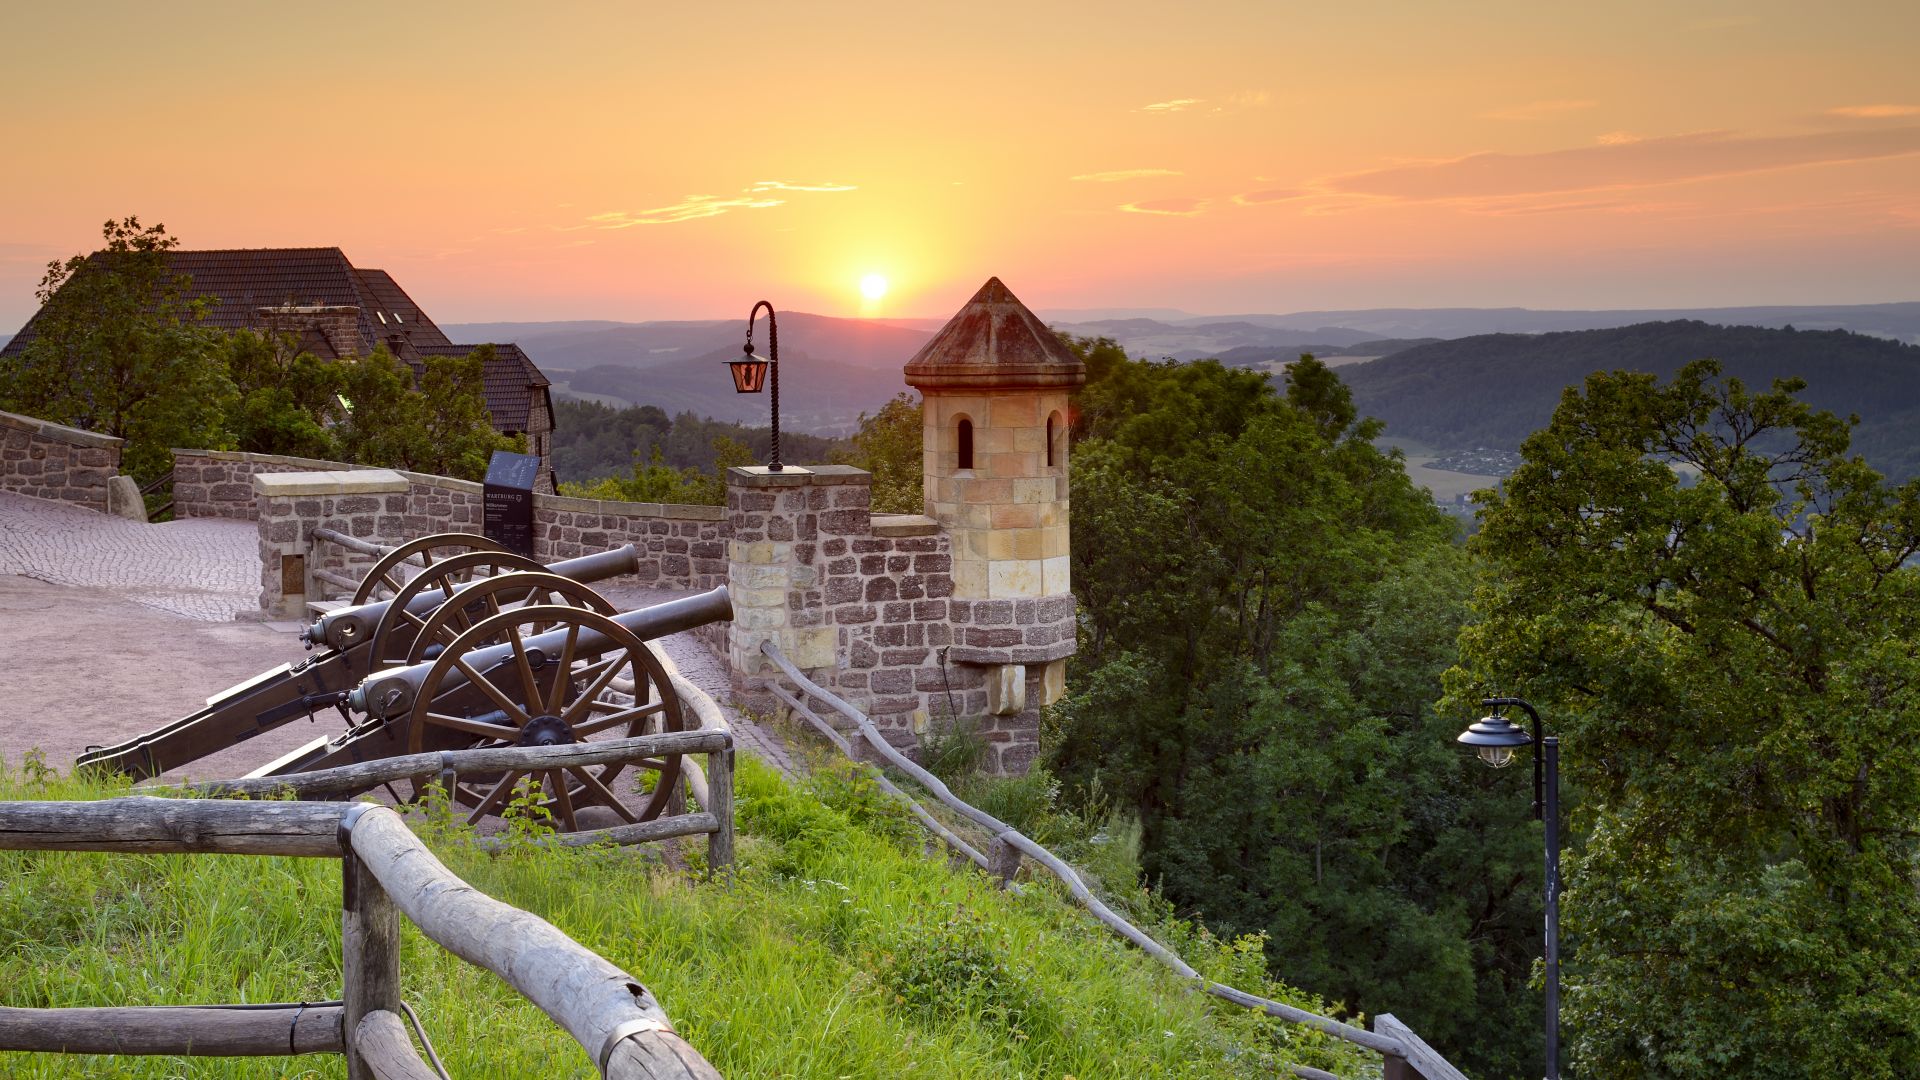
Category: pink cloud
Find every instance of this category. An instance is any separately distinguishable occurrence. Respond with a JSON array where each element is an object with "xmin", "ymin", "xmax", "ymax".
[{"xmin": 1119, "ymin": 197, "xmax": 1208, "ymax": 216}]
